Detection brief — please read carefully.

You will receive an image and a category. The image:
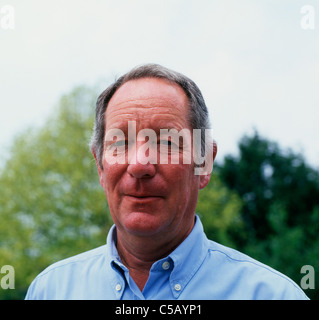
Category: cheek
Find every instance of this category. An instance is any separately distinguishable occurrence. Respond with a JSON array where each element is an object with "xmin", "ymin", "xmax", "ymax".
[
  {"xmin": 168, "ymin": 165, "xmax": 199, "ymax": 202},
  {"xmin": 102, "ymin": 163, "xmax": 125, "ymax": 195}
]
